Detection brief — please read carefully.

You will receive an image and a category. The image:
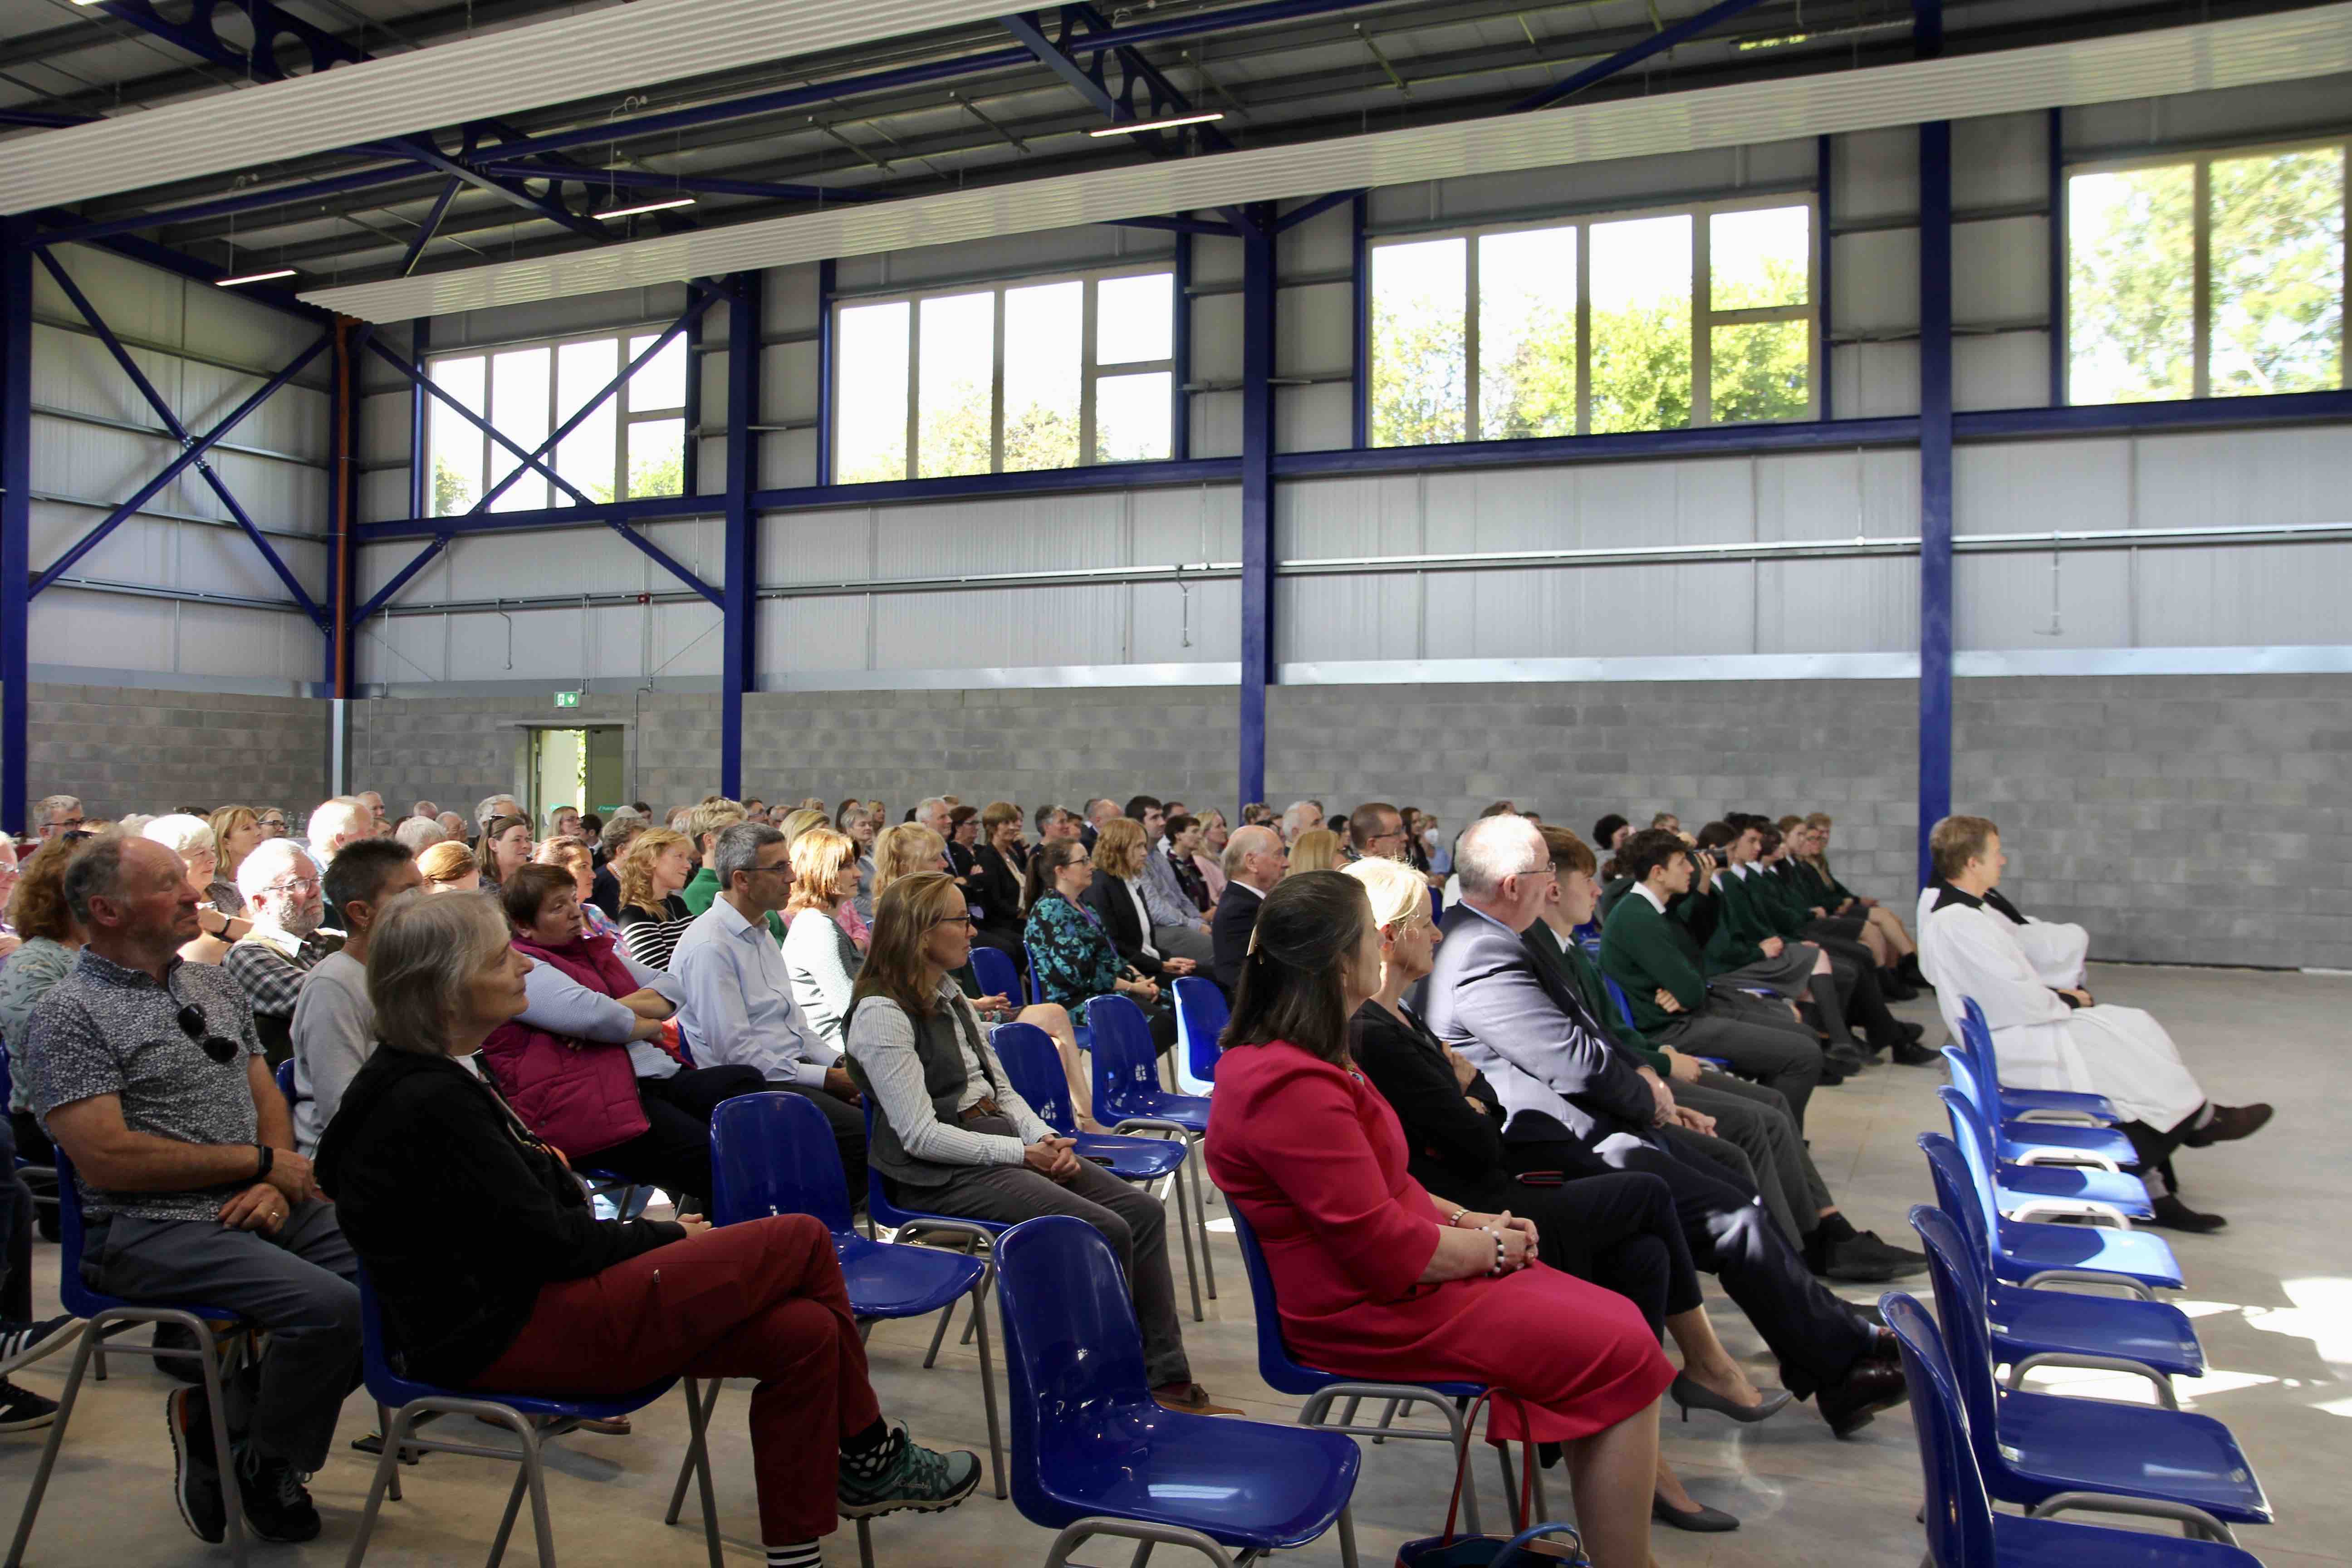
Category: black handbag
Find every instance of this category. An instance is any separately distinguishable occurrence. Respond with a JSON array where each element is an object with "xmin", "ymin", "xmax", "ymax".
[{"xmin": 1392, "ymin": 1392, "xmax": 1588, "ymax": 1568}]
